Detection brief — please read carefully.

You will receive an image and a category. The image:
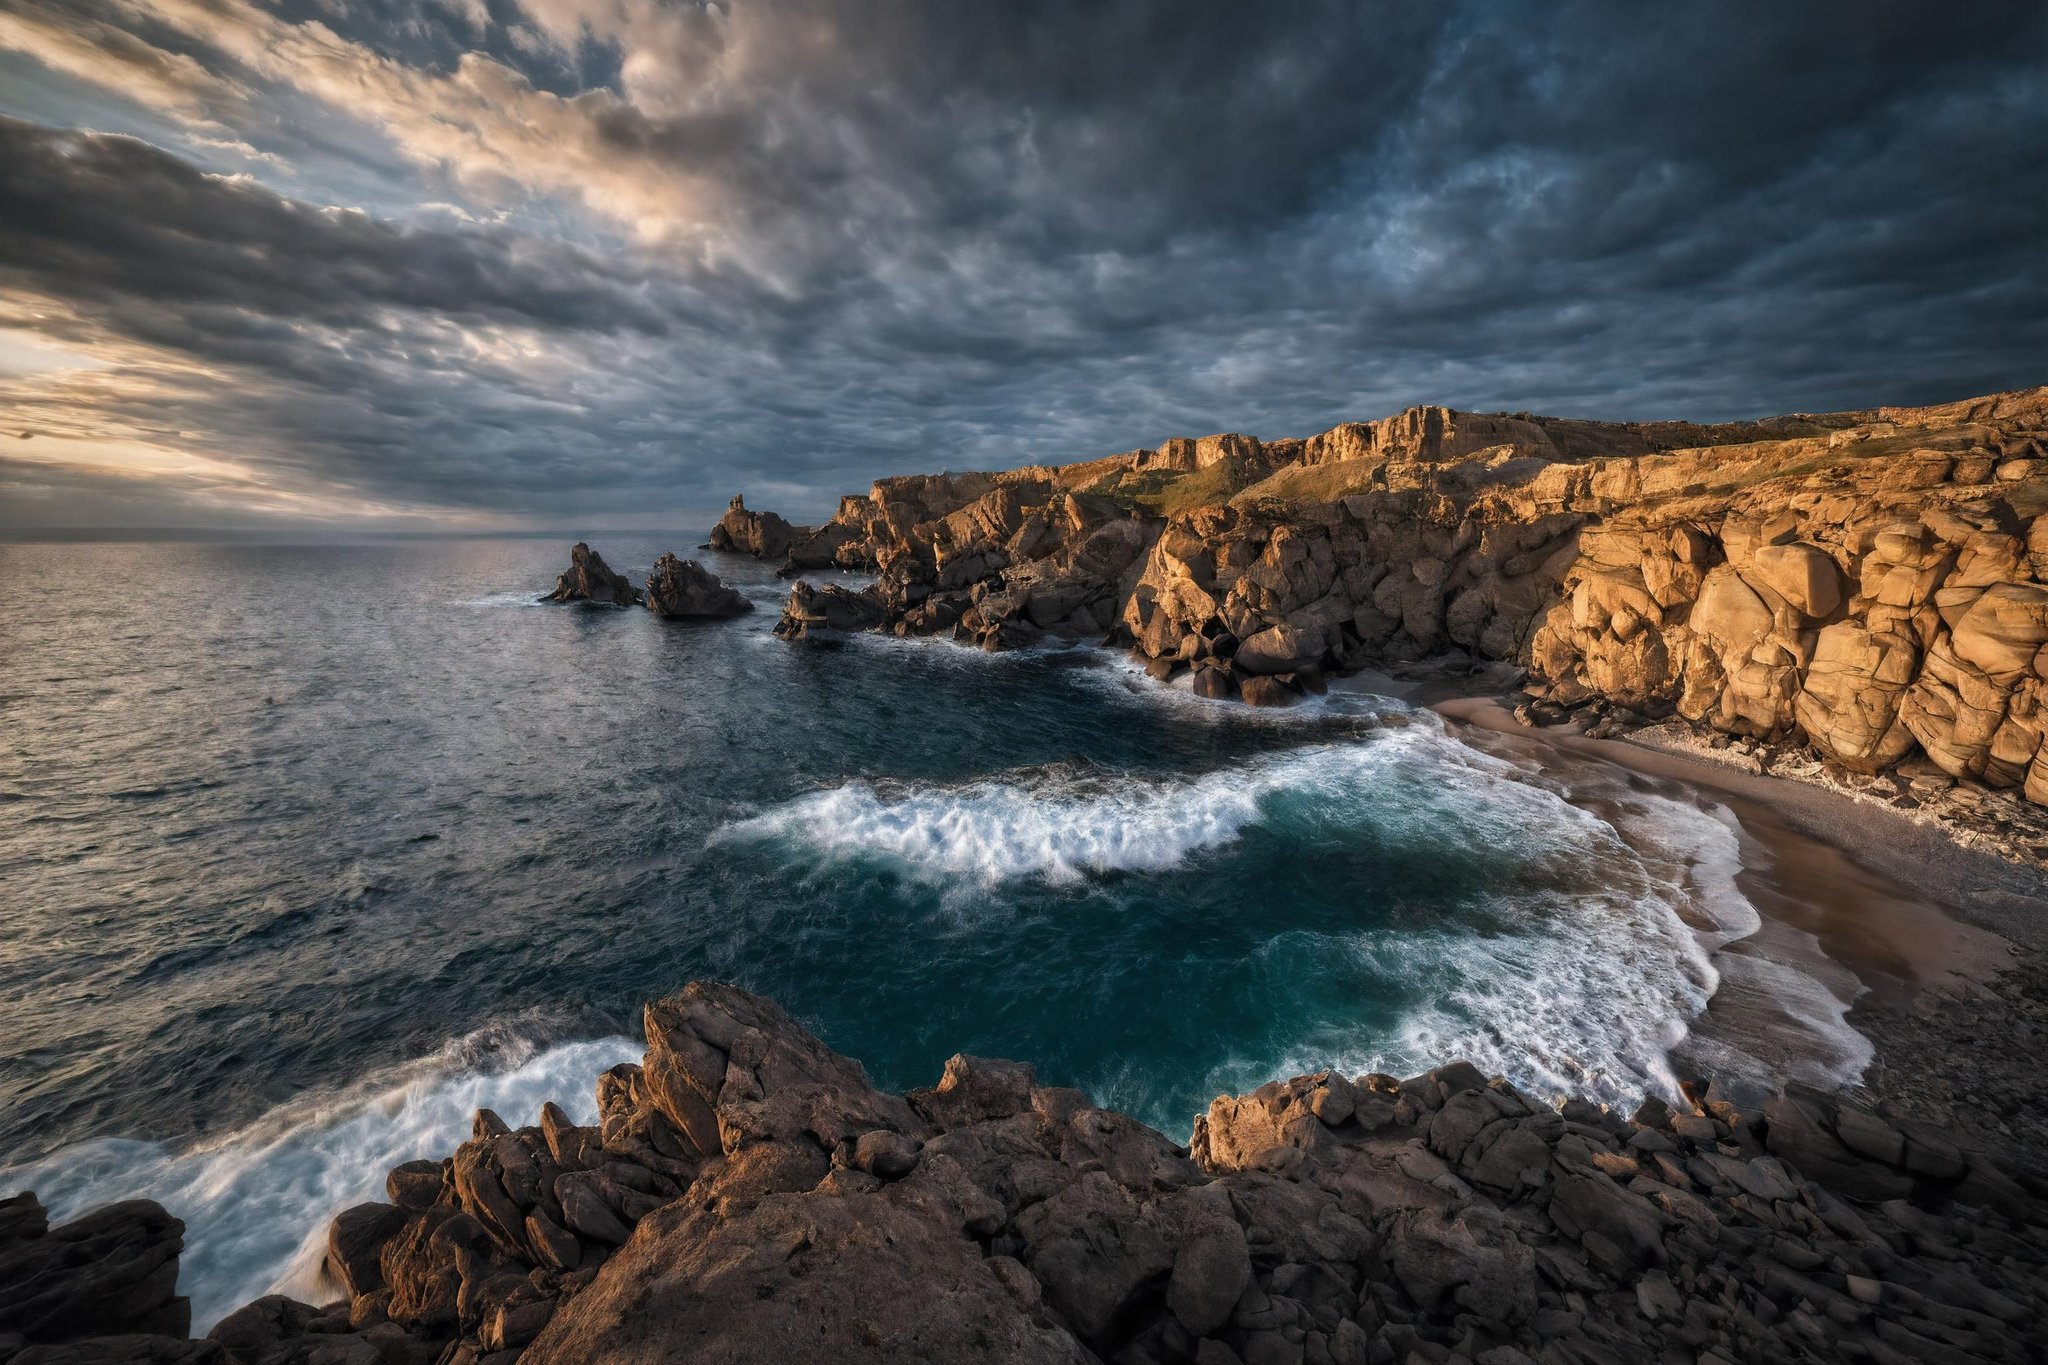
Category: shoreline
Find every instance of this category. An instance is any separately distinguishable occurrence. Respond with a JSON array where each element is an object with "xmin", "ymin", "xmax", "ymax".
[{"xmin": 1403, "ymin": 675, "xmax": 2048, "ymax": 1164}]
